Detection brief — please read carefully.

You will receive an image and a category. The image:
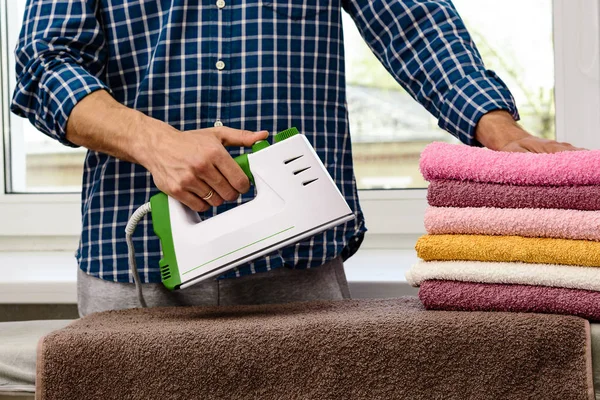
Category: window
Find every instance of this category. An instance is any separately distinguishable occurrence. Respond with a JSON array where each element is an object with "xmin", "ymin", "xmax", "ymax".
[
  {"xmin": 4, "ymin": 1, "xmax": 86, "ymax": 193},
  {"xmin": 0, "ymin": 0, "xmax": 598, "ymax": 245},
  {"xmin": 344, "ymin": 0, "xmax": 556, "ymax": 190},
  {"xmin": 4, "ymin": 0, "xmax": 557, "ymax": 193}
]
